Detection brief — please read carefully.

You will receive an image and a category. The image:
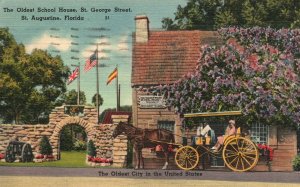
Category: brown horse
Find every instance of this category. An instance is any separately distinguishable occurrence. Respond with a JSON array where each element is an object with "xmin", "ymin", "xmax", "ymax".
[{"xmin": 112, "ymin": 122, "xmax": 175, "ymax": 169}]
